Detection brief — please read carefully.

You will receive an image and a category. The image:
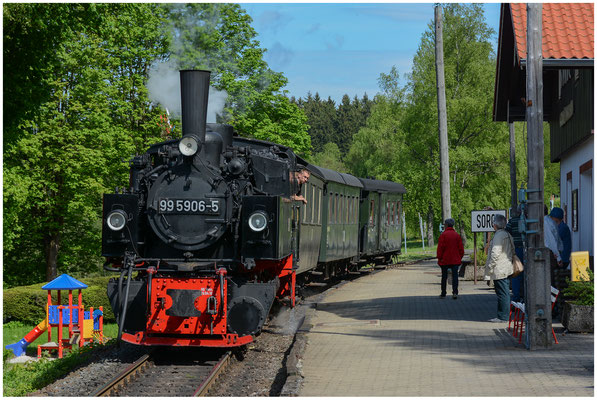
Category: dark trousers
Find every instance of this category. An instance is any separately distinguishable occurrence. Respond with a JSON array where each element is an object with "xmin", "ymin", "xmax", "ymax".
[
  {"xmin": 511, "ymin": 247, "xmax": 525, "ymax": 302},
  {"xmin": 494, "ymin": 278, "xmax": 511, "ymax": 321},
  {"xmin": 440, "ymin": 265, "xmax": 459, "ymax": 296},
  {"xmin": 549, "ymin": 252, "xmax": 569, "ymax": 318}
]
